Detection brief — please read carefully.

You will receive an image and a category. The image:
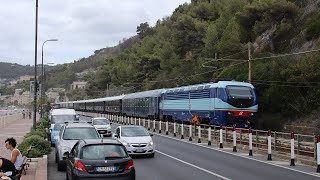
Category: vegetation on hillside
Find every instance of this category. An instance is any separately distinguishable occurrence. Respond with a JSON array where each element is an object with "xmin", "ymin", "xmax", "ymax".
[{"xmin": 86, "ymin": 0, "xmax": 320, "ymax": 130}]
